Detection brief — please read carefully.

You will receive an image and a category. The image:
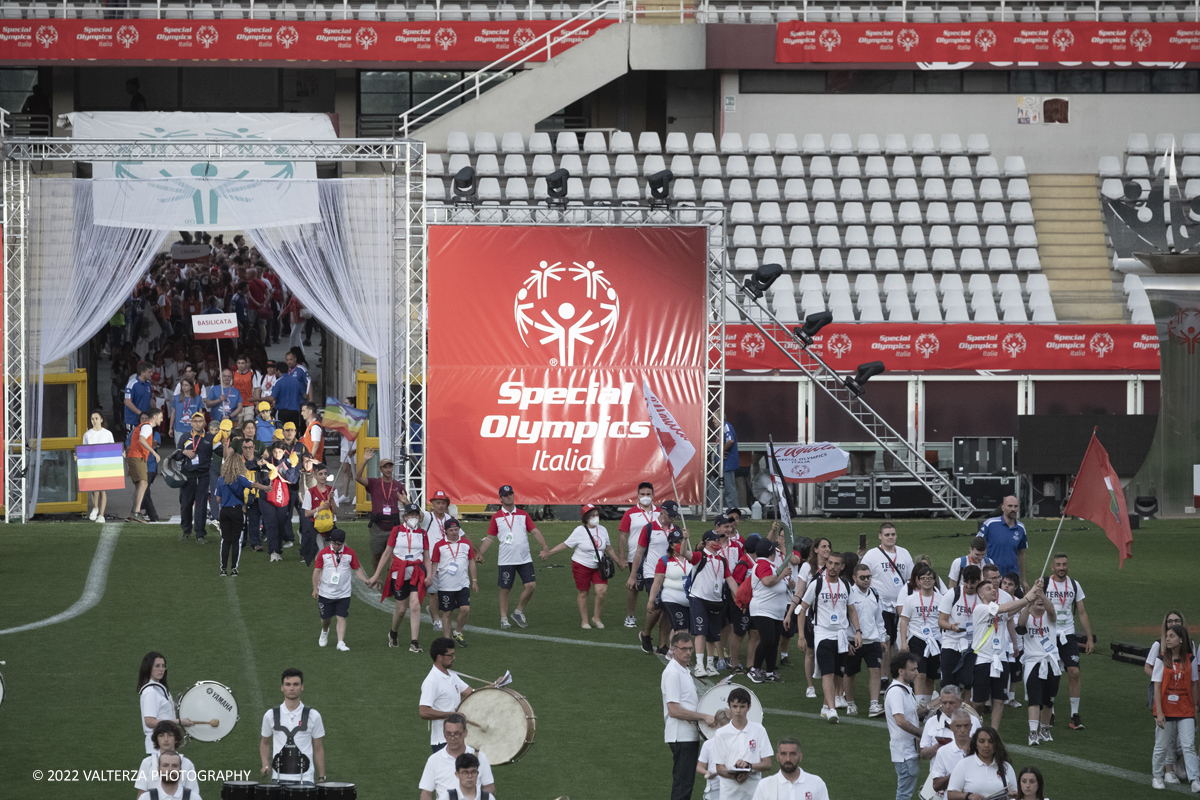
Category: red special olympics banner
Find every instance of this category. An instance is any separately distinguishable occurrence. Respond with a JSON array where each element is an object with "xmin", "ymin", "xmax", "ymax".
[
  {"xmin": 0, "ymin": 18, "xmax": 612, "ymax": 62},
  {"xmin": 428, "ymin": 226, "xmax": 708, "ymax": 504},
  {"xmin": 725, "ymin": 324, "xmax": 1160, "ymax": 371},
  {"xmin": 777, "ymin": 21, "xmax": 1200, "ymax": 62}
]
